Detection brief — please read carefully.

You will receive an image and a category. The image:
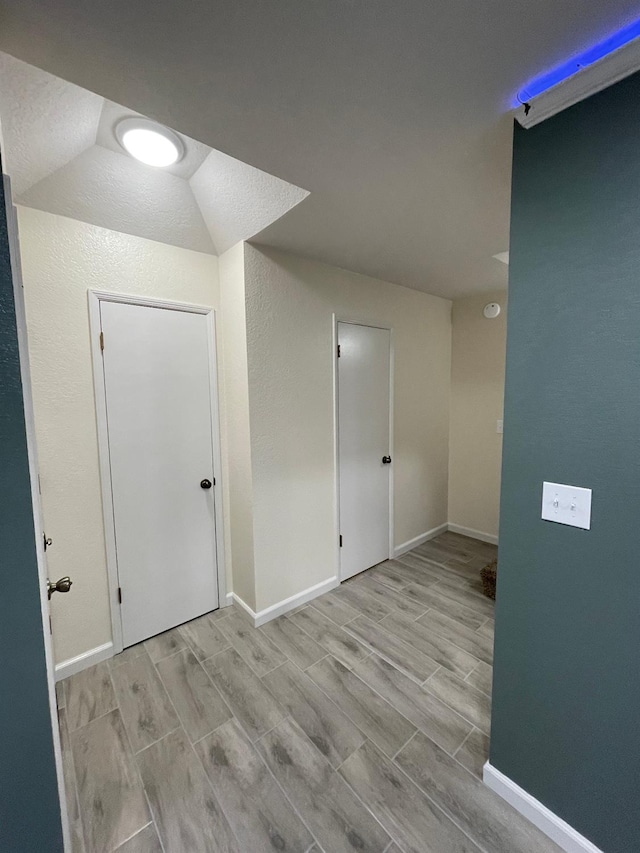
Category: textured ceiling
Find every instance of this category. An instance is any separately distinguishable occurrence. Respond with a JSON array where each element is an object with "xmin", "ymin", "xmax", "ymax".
[
  {"xmin": 1, "ymin": 2, "xmax": 639, "ymax": 292},
  {"xmin": 0, "ymin": 53, "xmax": 308, "ymax": 255}
]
